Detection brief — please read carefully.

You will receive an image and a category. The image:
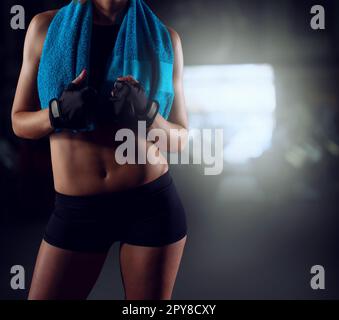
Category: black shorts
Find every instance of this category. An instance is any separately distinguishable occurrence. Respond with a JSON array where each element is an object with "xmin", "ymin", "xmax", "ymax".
[{"xmin": 43, "ymin": 171, "xmax": 187, "ymax": 253}]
